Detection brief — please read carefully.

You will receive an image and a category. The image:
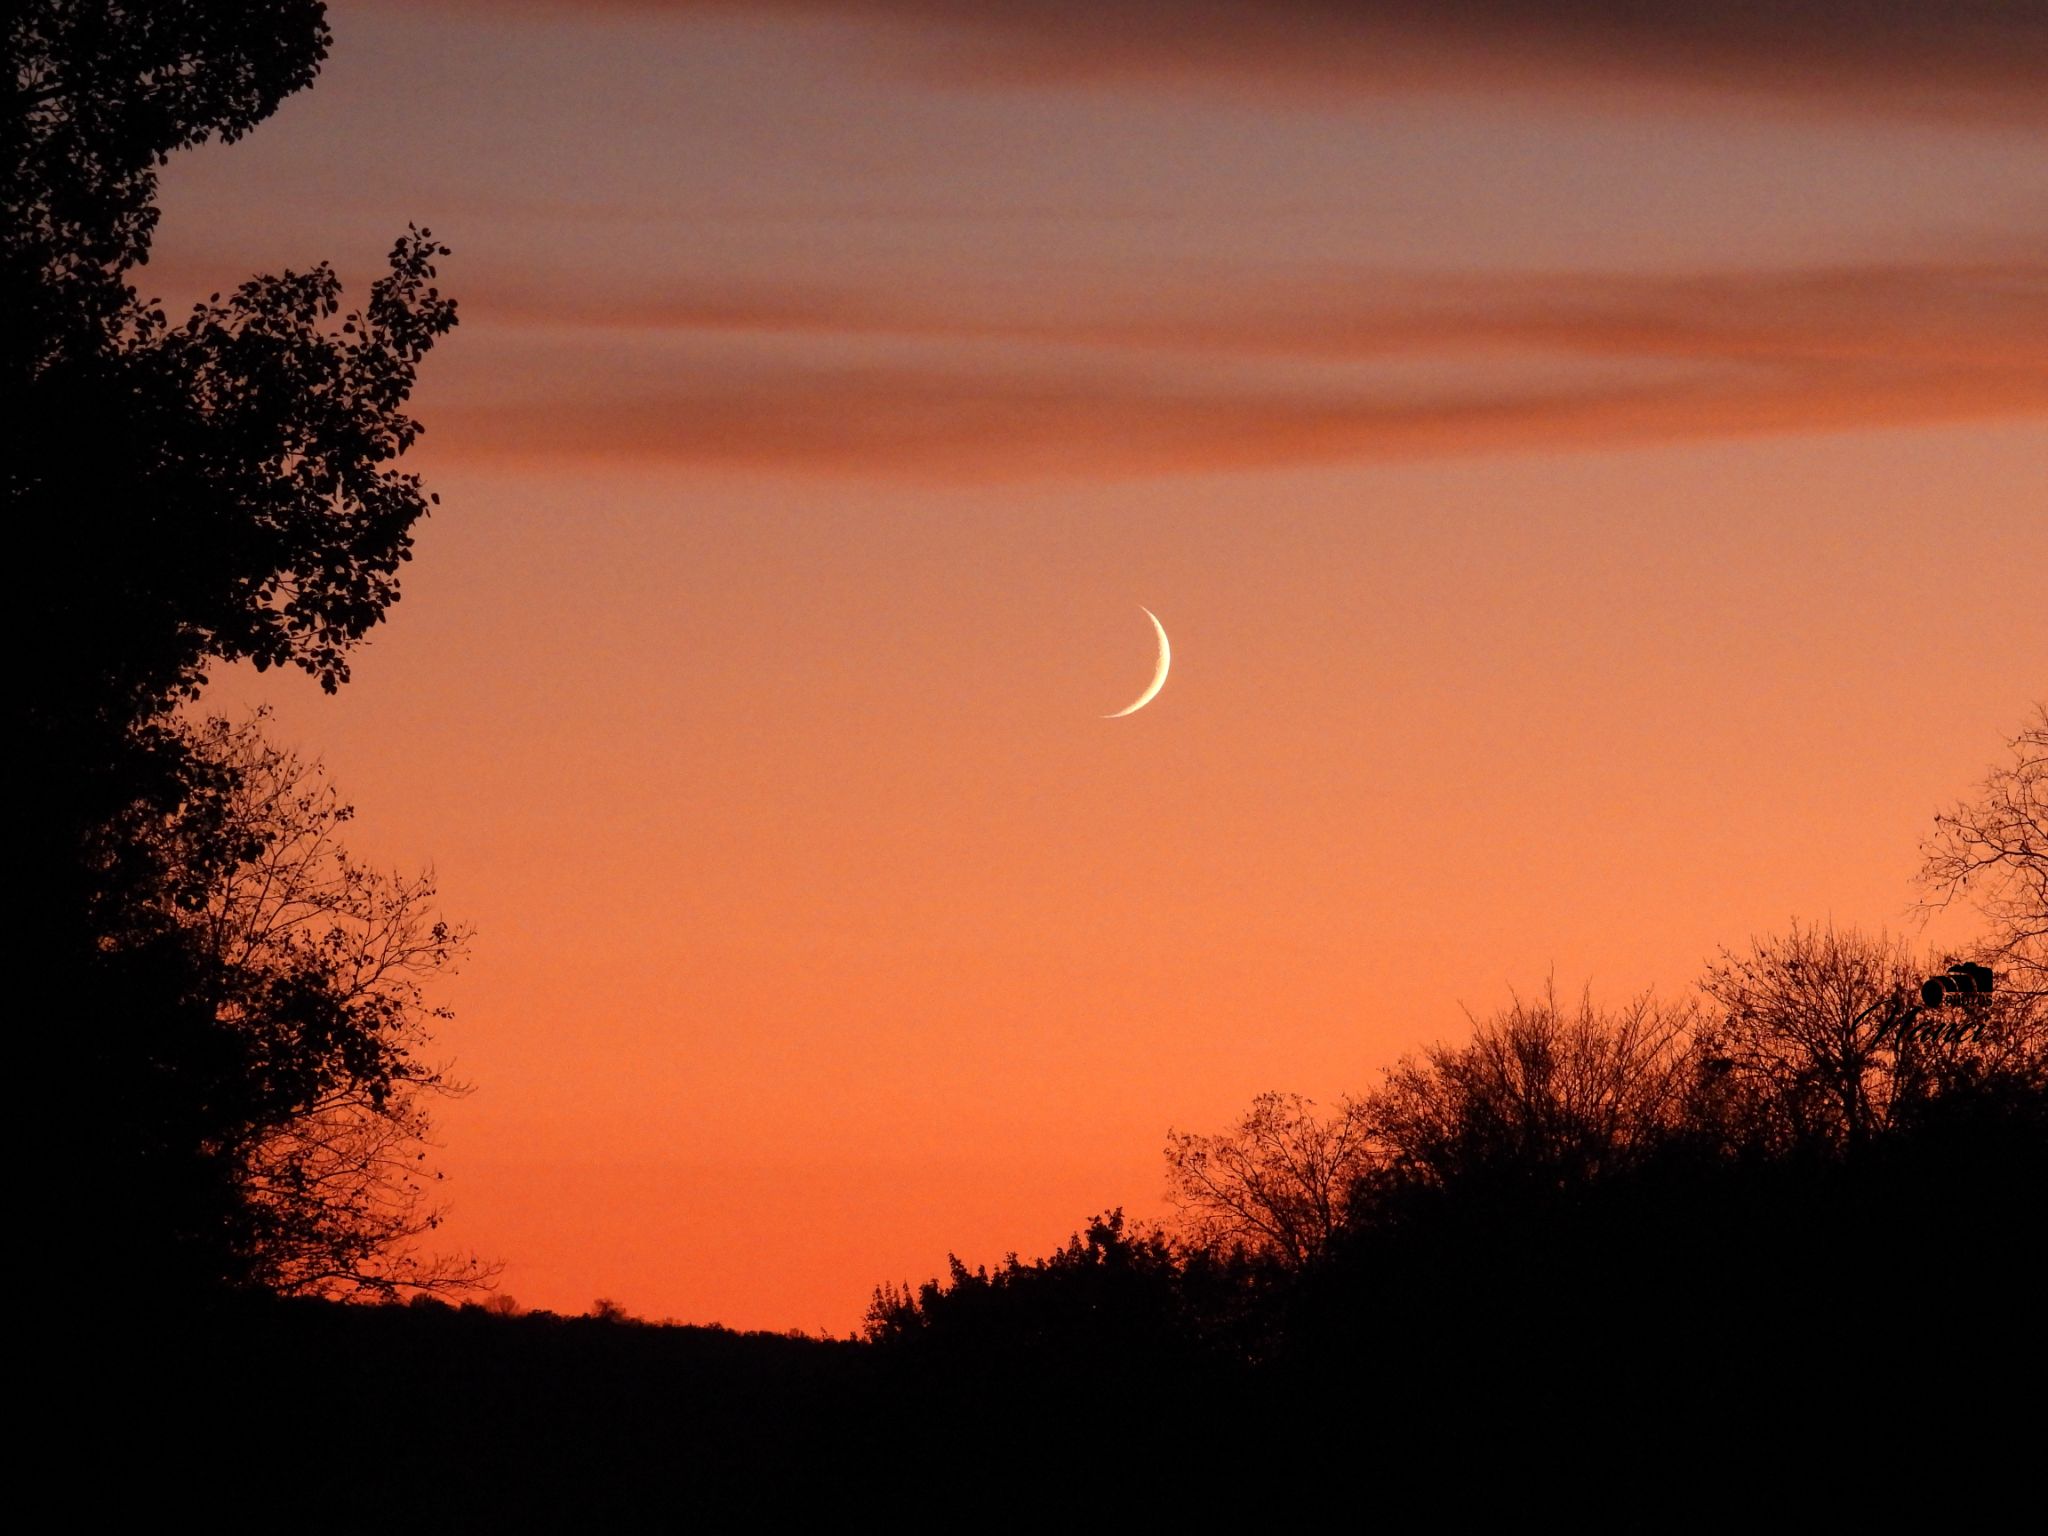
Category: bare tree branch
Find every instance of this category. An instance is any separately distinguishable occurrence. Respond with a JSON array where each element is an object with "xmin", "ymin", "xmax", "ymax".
[
  {"xmin": 1916, "ymin": 702, "xmax": 2048, "ymax": 988},
  {"xmin": 174, "ymin": 711, "xmax": 496, "ymax": 1300}
]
